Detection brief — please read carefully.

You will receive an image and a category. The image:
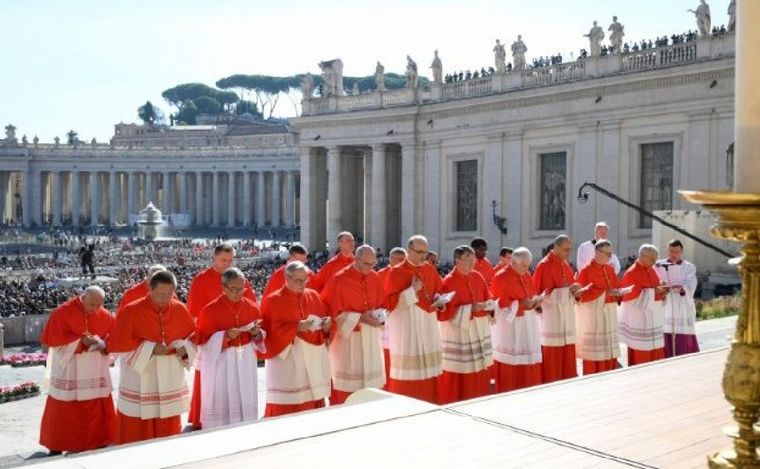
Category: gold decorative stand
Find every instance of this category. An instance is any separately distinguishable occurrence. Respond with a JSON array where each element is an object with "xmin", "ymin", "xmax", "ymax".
[{"xmin": 680, "ymin": 190, "xmax": 760, "ymax": 468}]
